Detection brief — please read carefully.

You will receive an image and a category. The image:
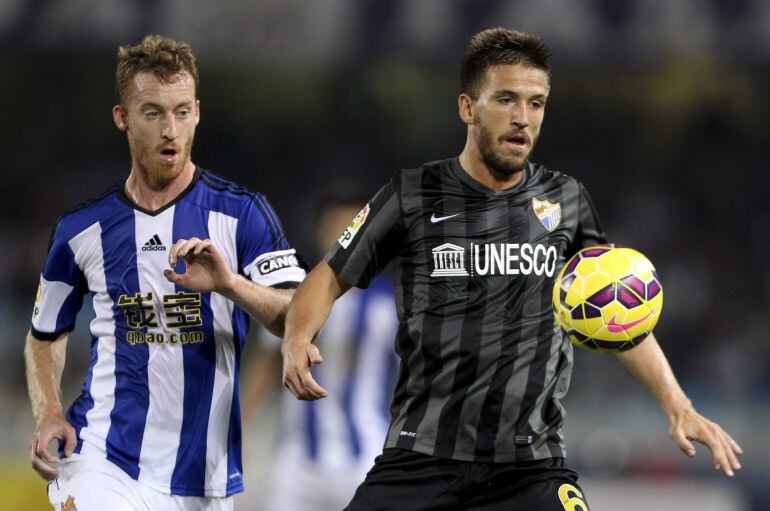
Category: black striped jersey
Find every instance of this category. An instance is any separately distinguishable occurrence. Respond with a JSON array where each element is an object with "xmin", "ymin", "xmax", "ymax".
[{"xmin": 325, "ymin": 157, "xmax": 606, "ymax": 463}]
